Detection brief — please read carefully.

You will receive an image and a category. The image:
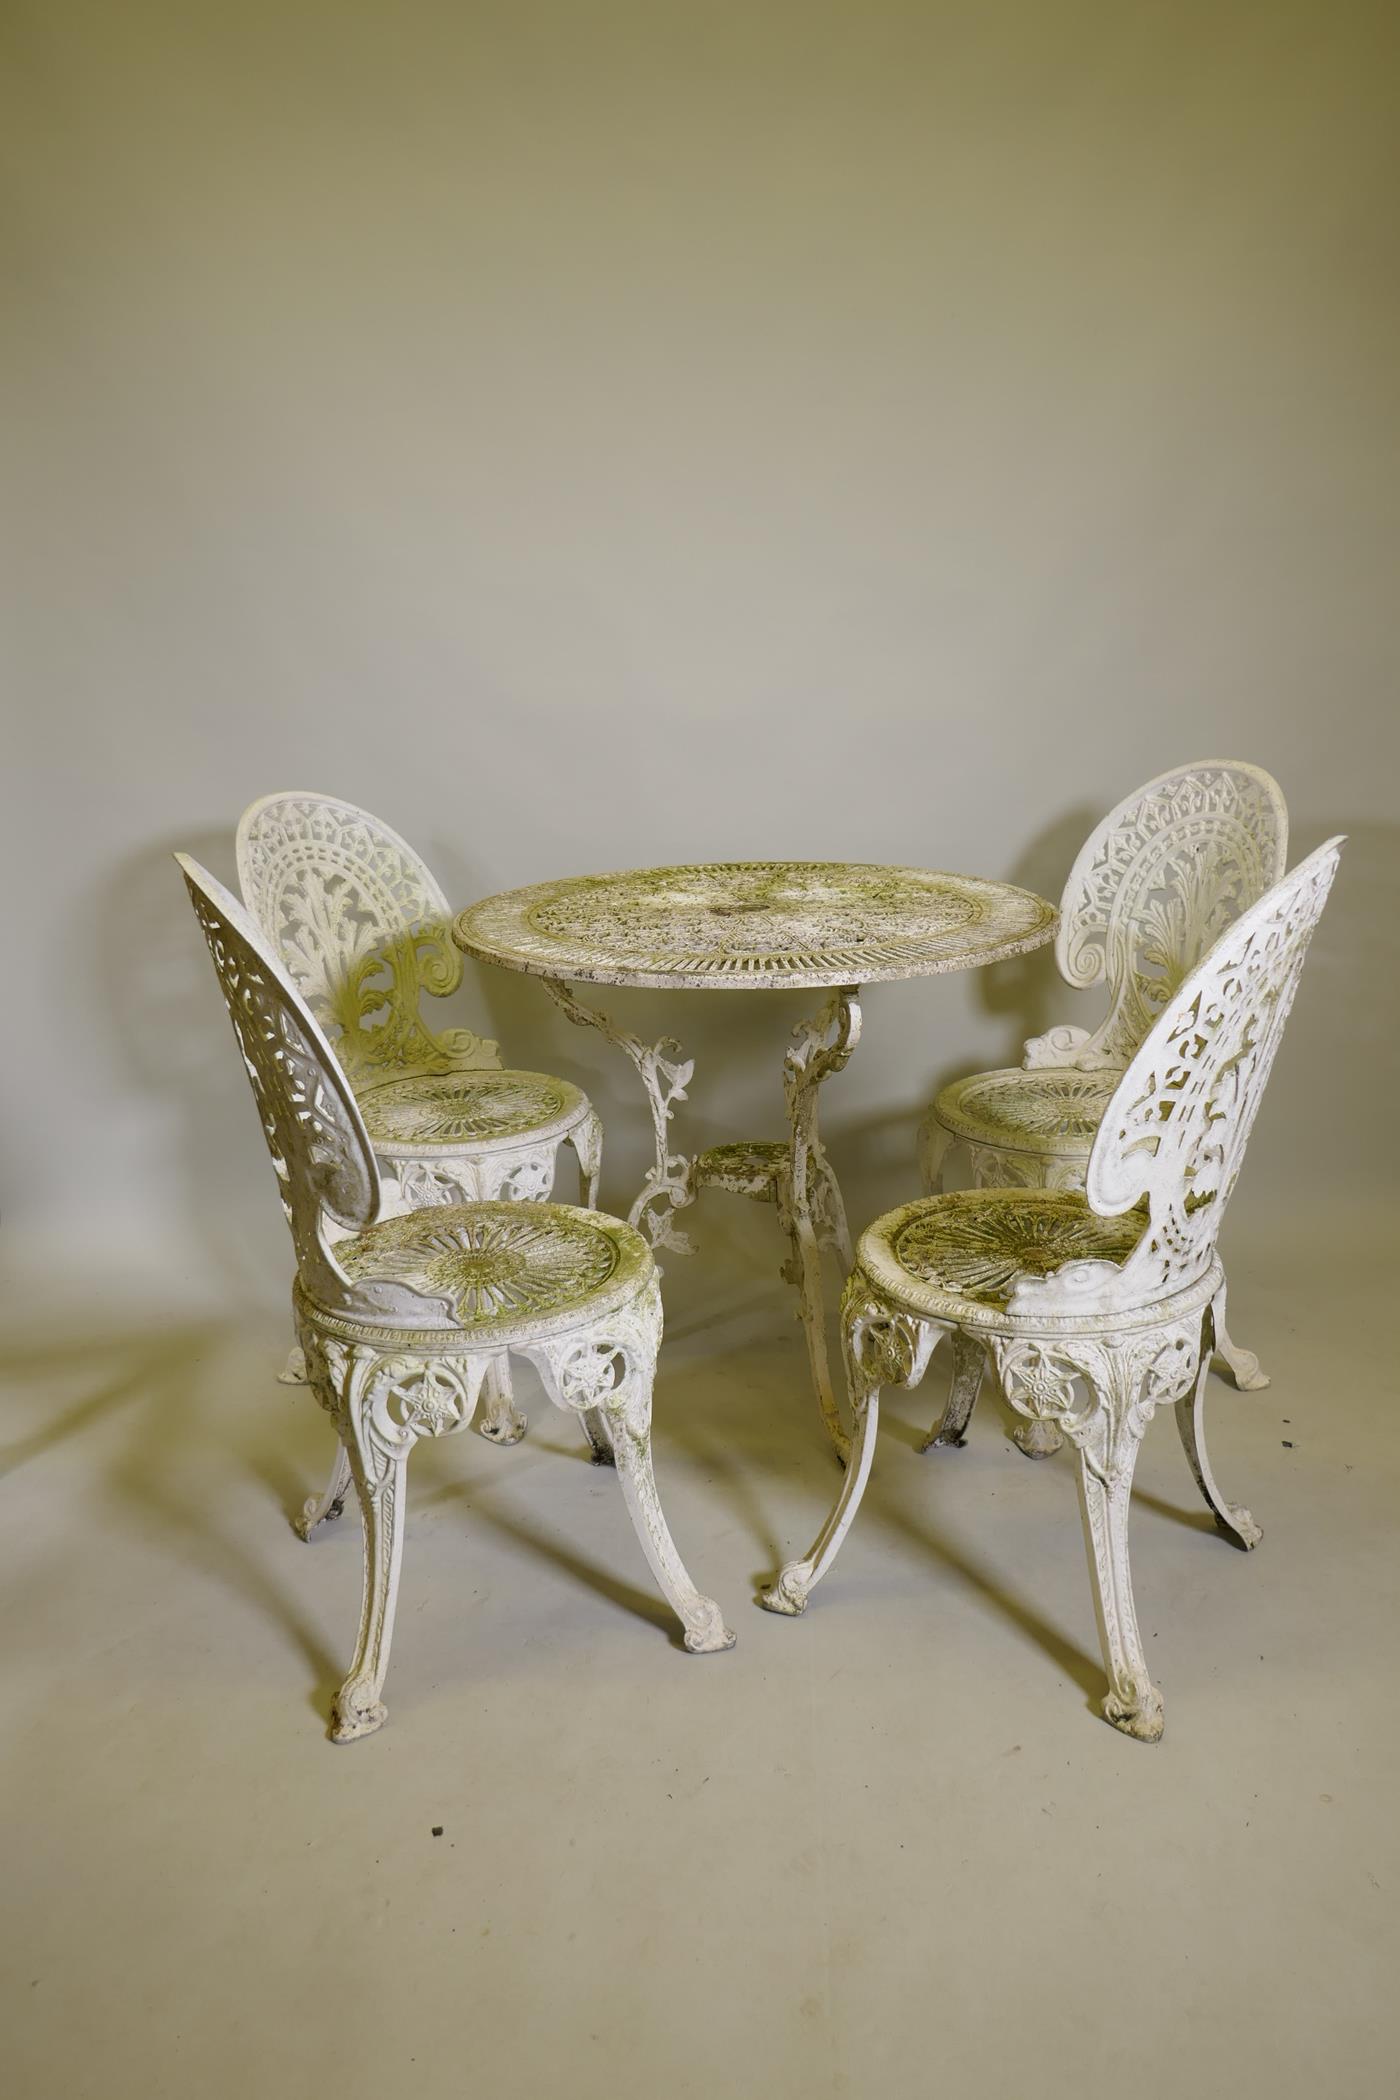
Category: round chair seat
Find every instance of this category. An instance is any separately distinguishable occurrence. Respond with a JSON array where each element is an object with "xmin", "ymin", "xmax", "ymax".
[
  {"xmin": 933, "ymin": 1065, "xmax": 1119, "ymax": 1158},
  {"xmin": 358, "ymin": 1068, "xmax": 591, "ymax": 1156},
  {"xmin": 856, "ymin": 1188, "xmax": 1162, "ymax": 1333},
  {"xmin": 309, "ymin": 1201, "xmax": 653, "ymax": 1350}
]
